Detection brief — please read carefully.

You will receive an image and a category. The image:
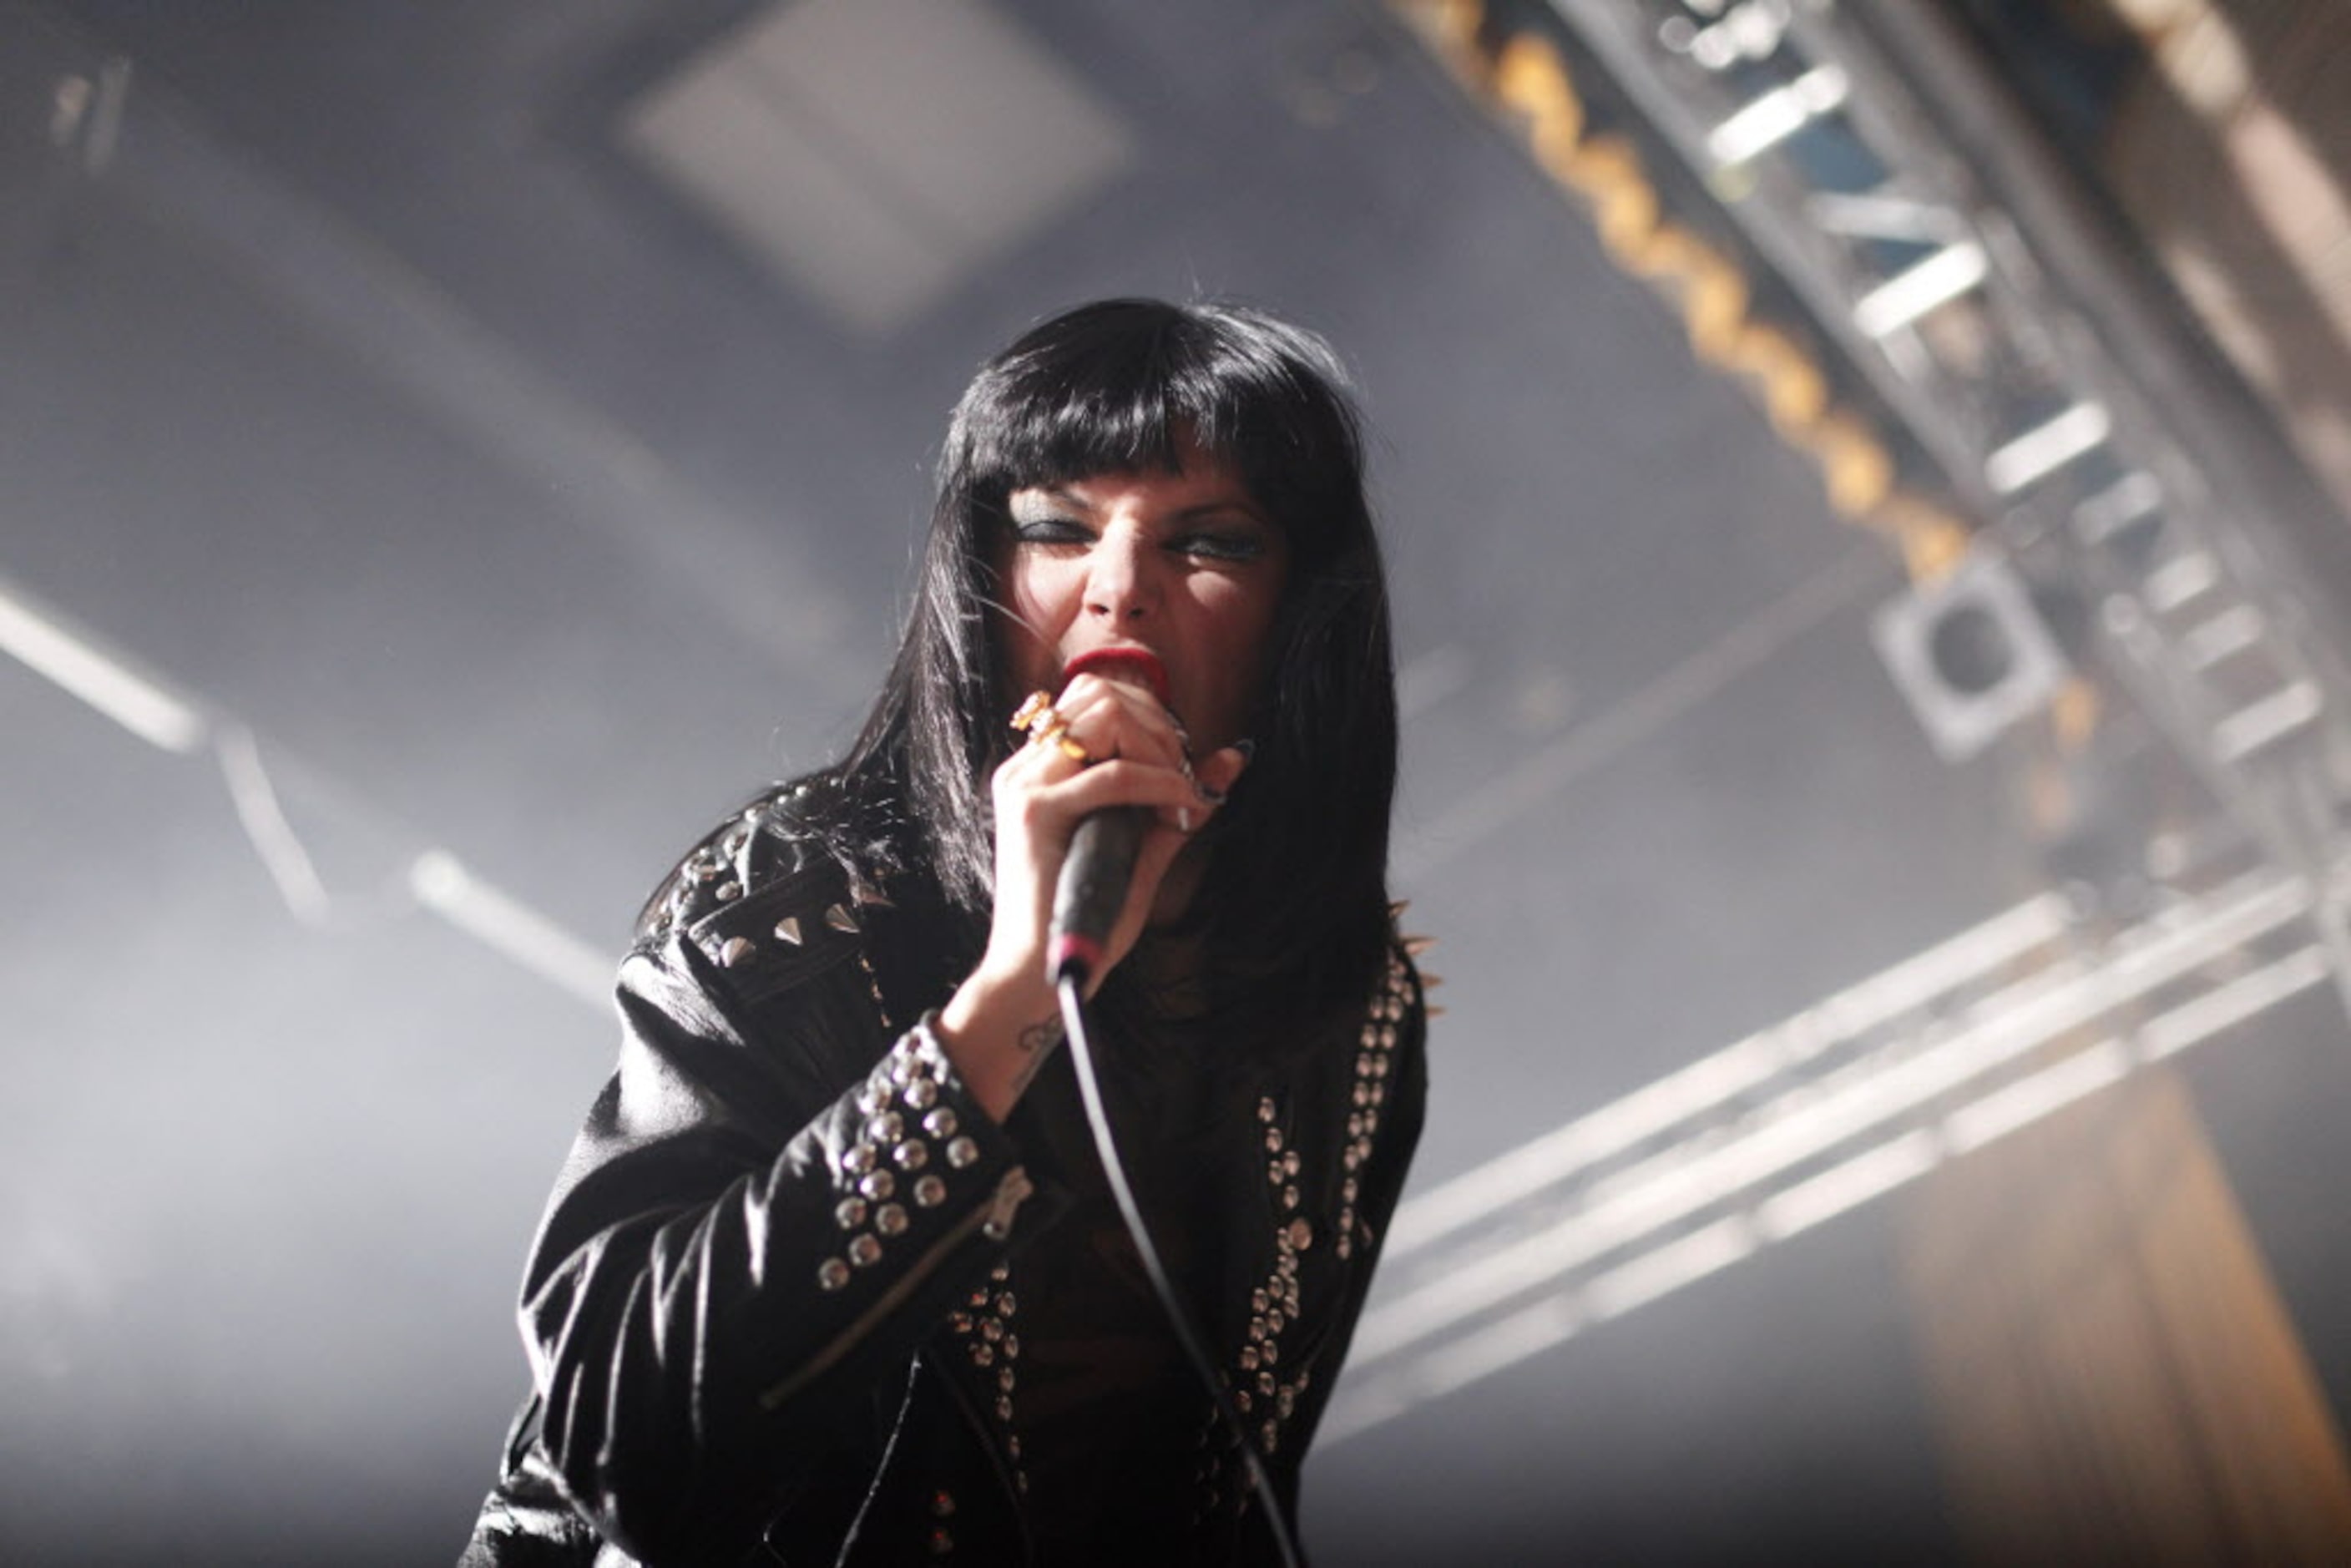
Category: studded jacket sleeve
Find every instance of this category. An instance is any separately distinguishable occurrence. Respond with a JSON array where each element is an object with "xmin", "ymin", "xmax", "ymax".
[{"xmin": 508, "ymin": 816, "xmax": 1047, "ymax": 1565}]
